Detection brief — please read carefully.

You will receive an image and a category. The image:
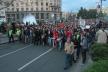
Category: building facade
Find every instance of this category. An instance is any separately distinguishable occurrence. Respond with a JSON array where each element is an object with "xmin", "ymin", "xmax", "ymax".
[
  {"xmin": 6, "ymin": 0, "xmax": 62, "ymax": 23},
  {"xmin": 102, "ymin": 7, "xmax": 108, "ymax": 15},
  {"xmin": 0, "ymin": 9, "xmax": 6, "ymax": 24},
  {"xmin": 0, "ymin": 3, "xmax": 7, "ymax": 24}
]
